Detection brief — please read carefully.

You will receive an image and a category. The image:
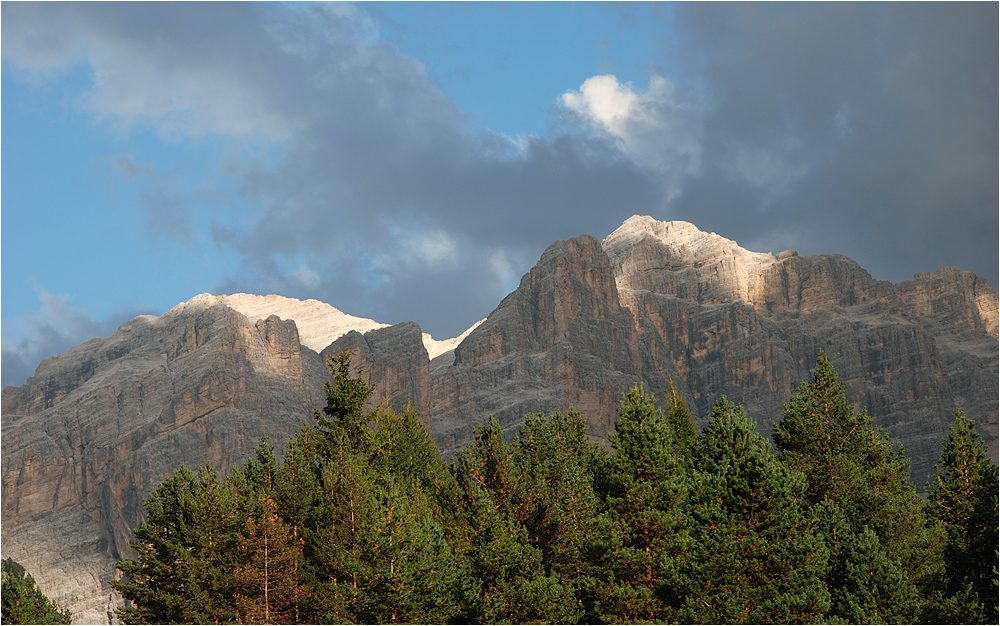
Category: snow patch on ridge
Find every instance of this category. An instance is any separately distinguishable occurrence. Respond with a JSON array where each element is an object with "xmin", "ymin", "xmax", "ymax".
[
  {"xmin": 423, "ymin": 319, "xmax": 486, "ymax": 360},
  {"xmin": 169, "ymin": 293, "xmax": 389, "ymax": 352},
  {"xmin": 170, "ymin": 293, "xmax": 481, "ymax": 357}
]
